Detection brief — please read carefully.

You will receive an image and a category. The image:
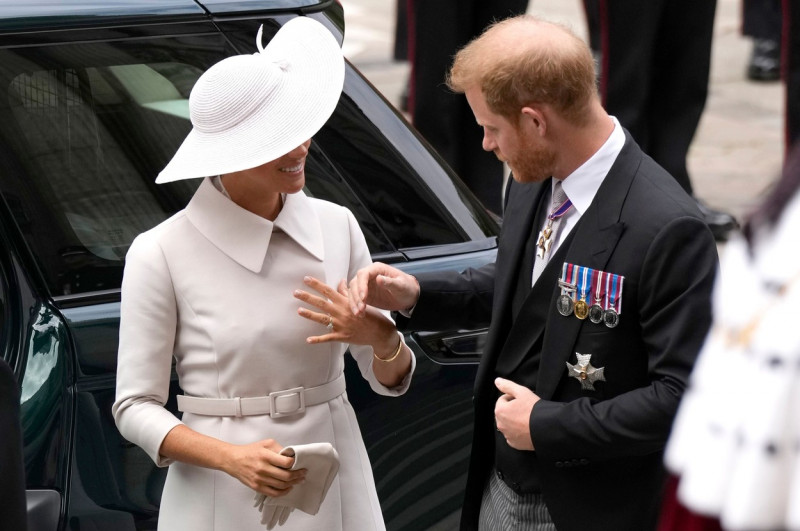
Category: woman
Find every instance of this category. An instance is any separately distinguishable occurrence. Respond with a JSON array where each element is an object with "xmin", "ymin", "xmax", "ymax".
[
  {"xmin": 660, "ymin": 143, "xmax": 800, "ymax": 530},
  {"xmin": 112, "ymin": 17, "xmax": 414, "ymax": 531}
]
